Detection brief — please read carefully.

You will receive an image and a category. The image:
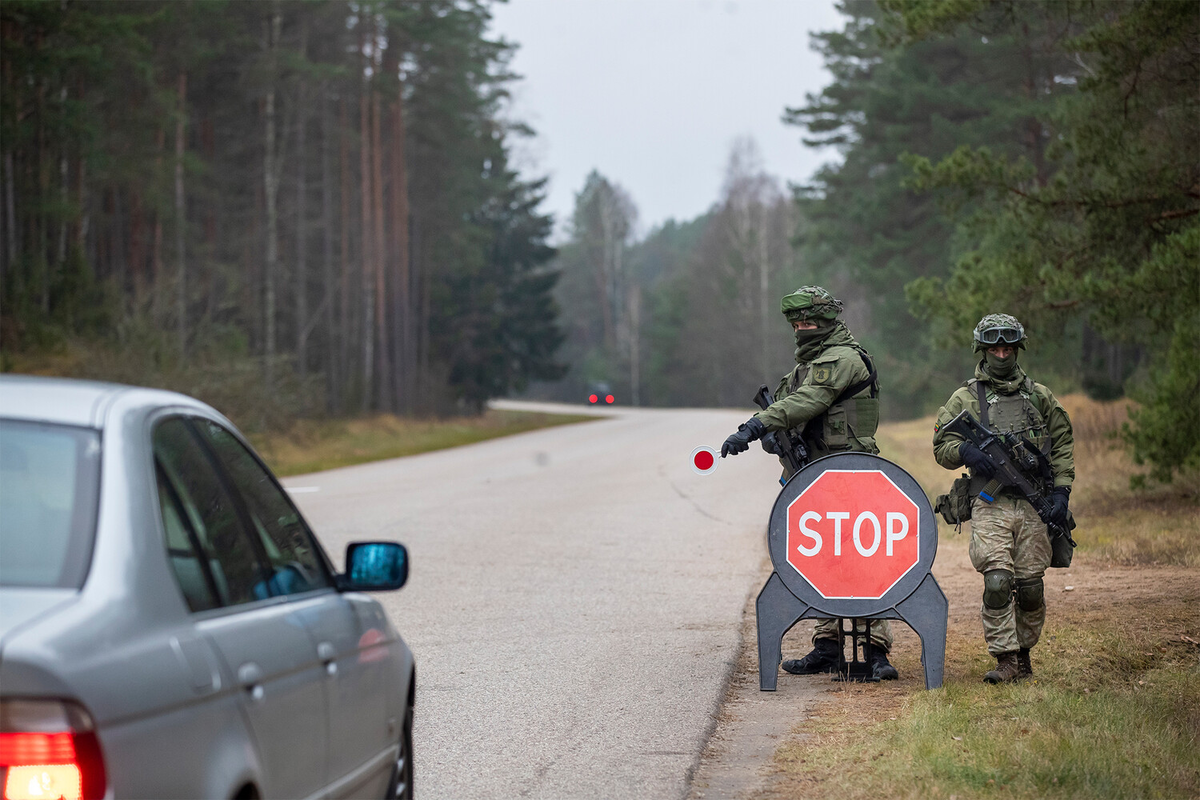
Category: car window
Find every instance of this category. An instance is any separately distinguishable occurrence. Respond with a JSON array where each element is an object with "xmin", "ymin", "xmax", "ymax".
[
  {"xmin": 0, "ymin": 420, "xmax": 100, "ymax": 588},
  {"xmin": 153, "ymin": 418, "xmax": 267, "ymax": 607},
  {"xmin": 155, "ymin": 465, "xmax": 220, "ymax": 612},
  {"xmin": 192, "ymin": 419, "xmax": 331, "ymax": 596}
]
